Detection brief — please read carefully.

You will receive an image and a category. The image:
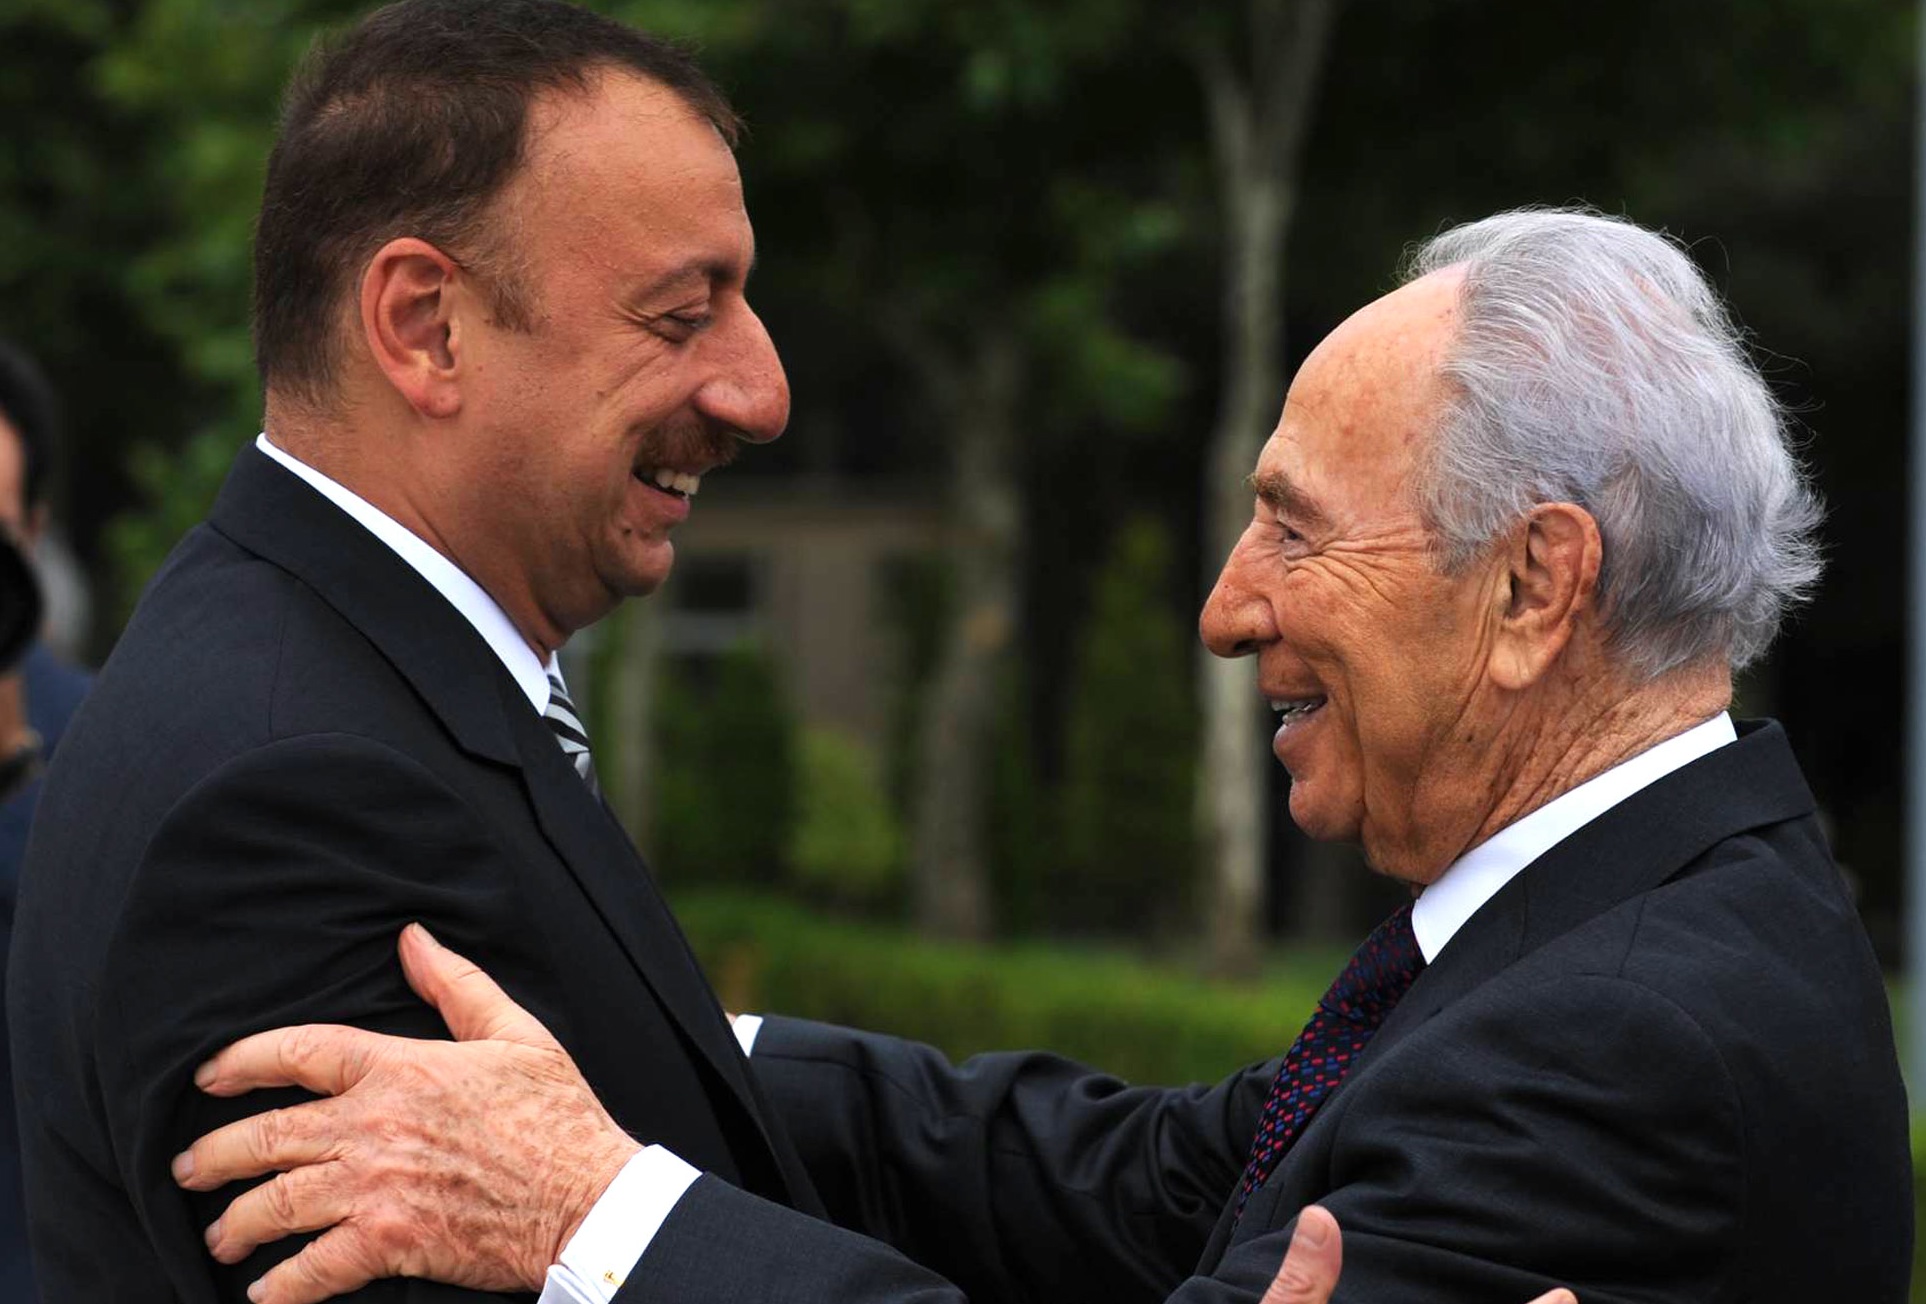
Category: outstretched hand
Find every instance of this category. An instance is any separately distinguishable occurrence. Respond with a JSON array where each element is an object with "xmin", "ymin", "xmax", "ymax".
[
  {"xmin": 1261, "ymin": 1206, "xmax": 1578, "ymax": 1304},
  {"xmin": 173, "ymin": 924, "xmax": 640, "ymax": 1304}
]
